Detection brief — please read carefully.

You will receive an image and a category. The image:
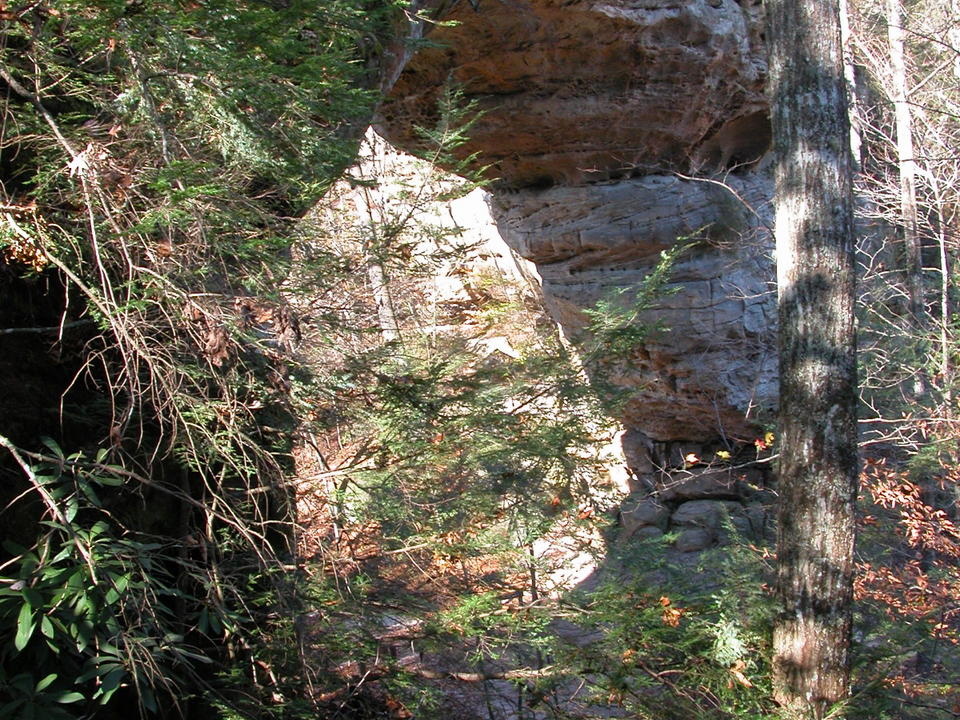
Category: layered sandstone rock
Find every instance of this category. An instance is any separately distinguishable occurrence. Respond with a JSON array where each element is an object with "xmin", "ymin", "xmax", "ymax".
[
  {"xmin": 376, "ymin": 0, "xmax": 777, "ymax": 496},
  {"xmin": 376, "ymin": 0, "xmax": 768, "ymax": 186},
  {"xmin": 489, "ymin": 173, "xmax": 776, "ymax": 443}
]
